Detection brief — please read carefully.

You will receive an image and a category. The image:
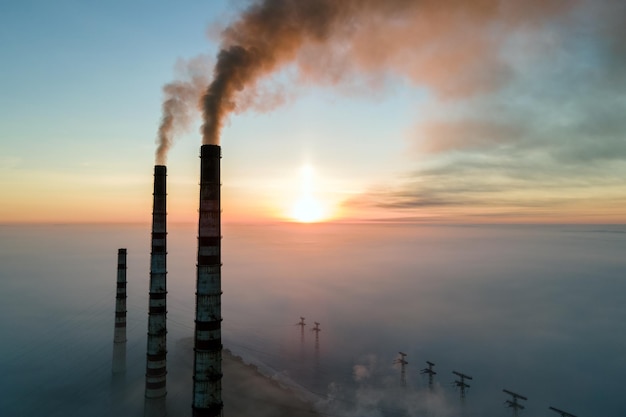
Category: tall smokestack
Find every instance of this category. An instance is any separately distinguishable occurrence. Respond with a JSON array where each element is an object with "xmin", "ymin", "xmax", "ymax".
[
  {"xmin": 145, "ymin": 165, "xmax": 168, "ymax": 400},
  {"xmin": 193, "ymin": 145, "xmax": 223, "ymax": 417},
  {"xmin": 112, "ymin": 248, "xmax": 127, "ymax": 374}
]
